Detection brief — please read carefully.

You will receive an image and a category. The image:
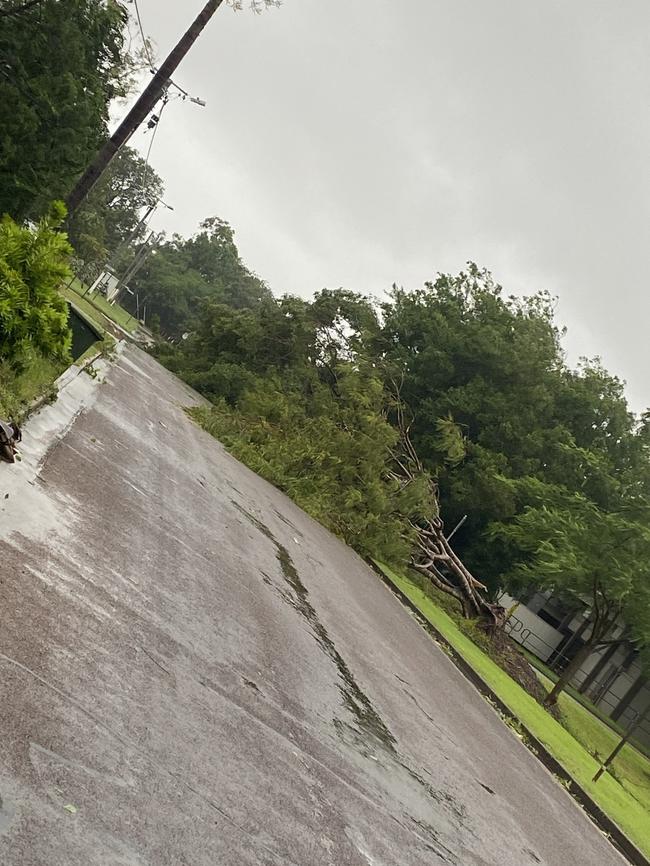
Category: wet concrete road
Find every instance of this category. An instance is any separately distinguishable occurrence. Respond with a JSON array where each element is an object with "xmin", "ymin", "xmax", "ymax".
[{"xmin": 0, "ymin": 347, "xmax": 625, "ymax": 866}]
